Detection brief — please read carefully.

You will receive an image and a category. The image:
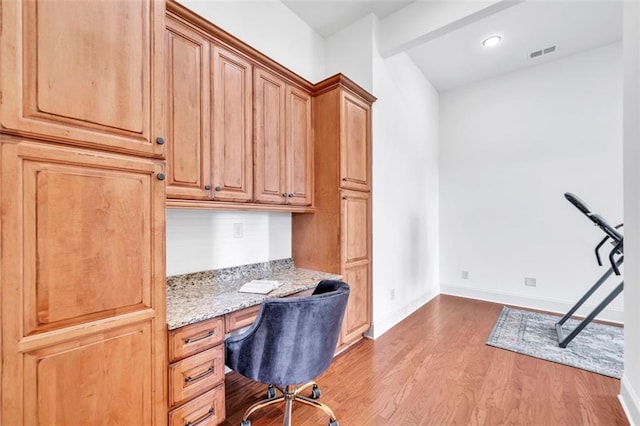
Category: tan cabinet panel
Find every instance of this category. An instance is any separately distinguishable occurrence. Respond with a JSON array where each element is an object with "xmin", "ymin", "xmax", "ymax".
[
  {"xmin": 340, "ymin": 91, "xmax": 371, "ymax": 191},
  {"xmin": 341, "ymin": 190, "xmax": 371, "ymax": 265},
  {"xmin": 169, "ymin": 316, "xmax": 225, "ymax": 363},
  {"xmin": 0, "ymin": 0, "xmax": 164, "ymax": 157},
  {"xmin": 341, "ymin": 262, "xmax": 371, "ymax": 345},
  {"xmin": 211, "ymin": 45, "xmax": 253, "ymax": 202},
  {"xmin": 286, "ymin": 86, "xmax": 313, "ymax": 206},
  {"xmin": 169, "ymin": 346, "xmax": 225, "ymax": 407},
  {"xmin": 166, "ymin": 17, "xmax": 211, "ymax": 199},
  {"xmin": 169, "ymin": 386, "xmax": 225, "ymax": 426},
  {"xmin": 23, "ymin": 323, "xmax": 154, "ymax": 425},
  {"xmin": 254, "ymin": 67, "xmax": 312, "ymax": 207},
  {"xmin": 254, "ymin": 68, "xmax": 286, "ymax": 204},
  {"xmin": 1, "ymin": 140, "xmax": 166, "ymax": 424}
]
